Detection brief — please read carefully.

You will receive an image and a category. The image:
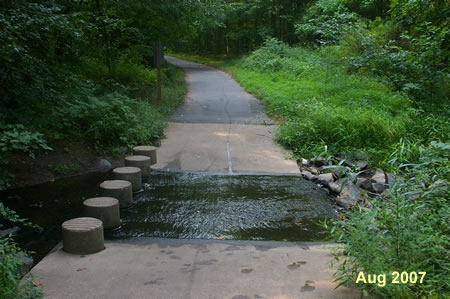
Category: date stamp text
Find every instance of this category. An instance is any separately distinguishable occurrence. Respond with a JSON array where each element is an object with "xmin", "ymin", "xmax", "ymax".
[{"xmin": 356, "ymin": 271, "xmax": 426, "ymax": 287}]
